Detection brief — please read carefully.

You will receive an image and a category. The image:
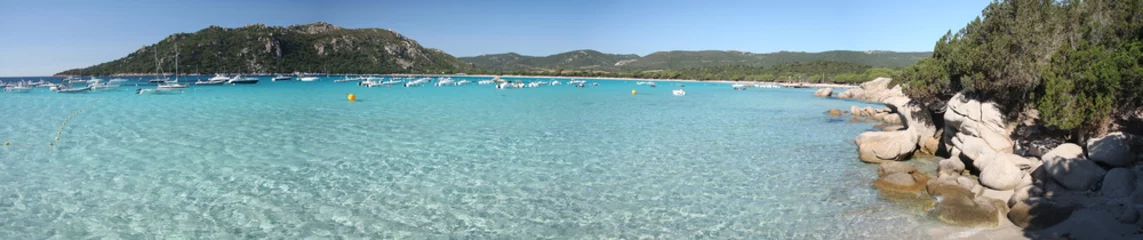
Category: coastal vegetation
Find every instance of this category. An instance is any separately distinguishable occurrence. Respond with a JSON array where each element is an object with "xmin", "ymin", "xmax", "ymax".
[
  {"xmin": 461, "ymin": 49, "xmax": 929, "ymax": 72},
  {"xmin": 58, "ymin": 22, "xmax": 473, "ymax": 76},
  {"xmin": 471, "ymin": 61, "xmax": 899, "ymax": 83},
  {"xmin": 59, "ymin": 22, "xmax": 924, "ymax": 85},
  {"xmin": 894, "ymin": 0, "xmax": 1143, "ymax": 136}
]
